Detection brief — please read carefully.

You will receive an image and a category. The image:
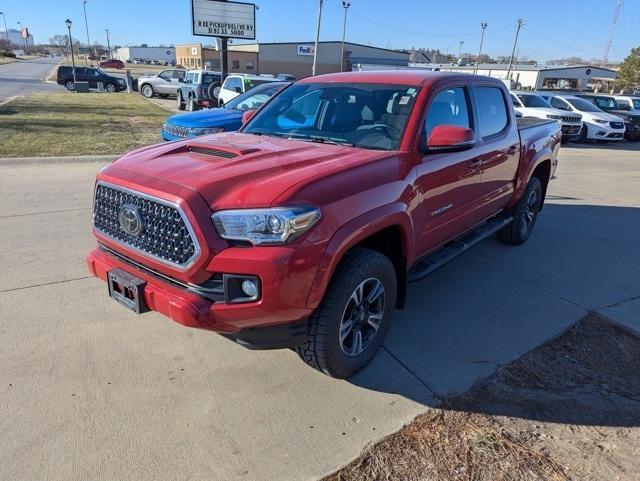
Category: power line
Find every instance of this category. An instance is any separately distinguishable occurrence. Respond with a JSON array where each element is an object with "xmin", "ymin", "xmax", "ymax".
[
  {"xmin": 323, "ymin": 0, "xmax": 512, "ymax": 38},
  {"xmin": 523, "ymin": 26, "xmax": 624, "ymax": 61}
]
